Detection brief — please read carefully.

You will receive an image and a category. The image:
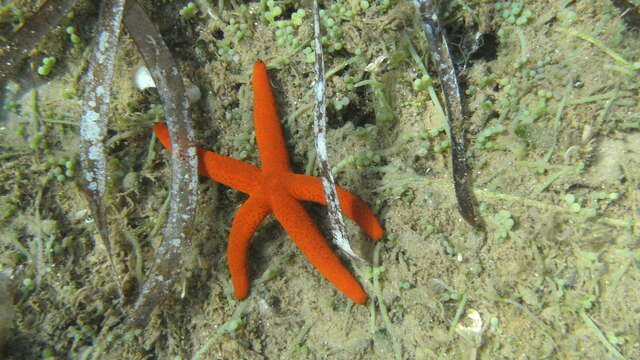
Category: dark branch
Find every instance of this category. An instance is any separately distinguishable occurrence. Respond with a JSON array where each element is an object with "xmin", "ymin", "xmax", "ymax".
[
  {"xmin": 415, "ymin": 0, "xmax": 482, "ymax": 227},
  {"xmin": 124, "ymin": 0, "xmax": 198, "ymax": 328}
]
